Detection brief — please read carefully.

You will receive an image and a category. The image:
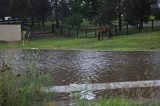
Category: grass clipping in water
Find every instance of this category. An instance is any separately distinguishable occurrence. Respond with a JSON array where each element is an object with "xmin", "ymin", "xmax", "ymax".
[{"xmin": 0, "ymin": 63, "xmax": 54, "ymax": 106}]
